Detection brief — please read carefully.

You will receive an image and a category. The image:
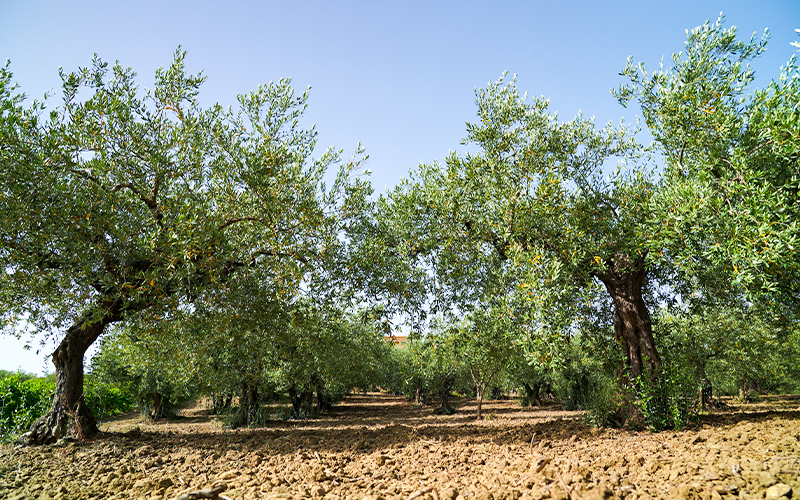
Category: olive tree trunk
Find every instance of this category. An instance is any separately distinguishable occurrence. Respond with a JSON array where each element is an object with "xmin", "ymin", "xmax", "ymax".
[
  {"xmin": 470, "ymin": 366, "xmax": 501, "ymax": 420},
  {"xmin": 475, "ymin": 384, "xmax": 485, "ymax": 420},
  {"xmin": 413, "ymin": 382, "xmax": 426, "ymax": 406},
  {"xmin": 22, "ymin": 300, "xmax": 123, "ymax": 445},
  {"xmin": 594, "ymin": 253, "xmax": 662, "ymax": 382},
  {"xmin": 232, "ymin": 380, "xmax": 261, "ymax": 427},
  {"xmin": 521, "ymin": 381, "xmax": 541, "ymax": 406},
  {"xmin": 150, "ymin": 393, "xmax": 163, "ymax": 421},
  {"xmin": 314, "ymin": 377, "xmax": 332, "ymax": 414},
  {"xmin": 432, "ymin": 375, "xmax": 456, "ymax": 415},
  {"xmin": 288, "ymin": 386, "xmax": 315, "ymax": 419}
]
